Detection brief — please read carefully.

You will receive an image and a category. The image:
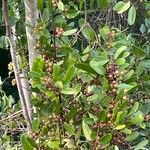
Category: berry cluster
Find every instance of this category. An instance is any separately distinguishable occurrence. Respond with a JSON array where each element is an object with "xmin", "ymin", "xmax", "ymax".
[
  {"xmin": 11, "ymin": 79, "xmax": 16, "ymax": 86},
  {"xmin": 32, "ymin": 114, "xmax": 62, "ymax": 140},
  {"xmin": 106, "ymin": 59, "xmax": 120, "ymax": 95},
  {"xmin": 107, "ymin": 99, "xmax": 116, "ymax": 119},
  {"xmin": 144, "ymin": 114, "xmax": 150, "ymax": 122},
  {"xmin": 90, "ymin": 104, "xmax": 101, "ymax": 116},
  {"xmin": 110, "ymin": 132, "xmax": 130, "ymax": 149},
  {"xmin": 92, "ymin": 136, "xmax": 103, "ymax": 149},
  {"xmin": 106, "ymin": 30, "xmax": 115, "ymax": 48},
  {"xmin": 41, "ymin": 54, "xmax": 60, "ymax": 96},
  {"xmin": 8, "ymin": 62, "xmax": 13, "ymax": 71},
  {"xmin": 54, "ymin": 27, "xmax": 64, "ymax": 37},
  {"xmin": 52, "ymin": 0, "xmax": 59, "ymax": 7},
  {"xmin": 65, "ymin": 99, "xmax": 84, "ymax": 121}
]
